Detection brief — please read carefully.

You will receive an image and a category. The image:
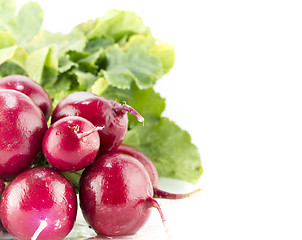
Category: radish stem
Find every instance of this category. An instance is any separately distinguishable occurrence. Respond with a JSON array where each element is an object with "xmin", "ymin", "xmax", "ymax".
[
  {"xmin": 76, "ymin": 126, "xmax": 104, "ymax": 139},
  {"xmin": 122, "ymin": 104, "xmax": 144, "ymax": 123}
]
